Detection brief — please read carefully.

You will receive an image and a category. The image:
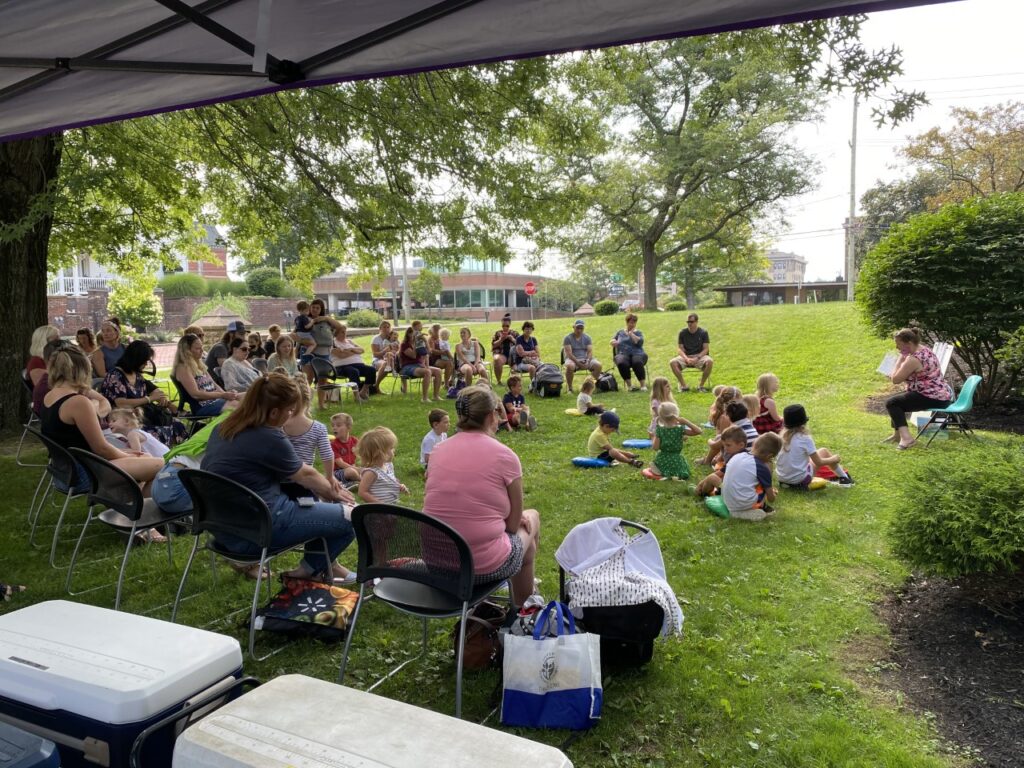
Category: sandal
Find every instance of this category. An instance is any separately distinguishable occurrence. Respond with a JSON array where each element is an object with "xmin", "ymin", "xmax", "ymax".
[
  {"xmin": 880, "ymin": 434, "xmax": 899, "ymax": 444},
  {"xmin": 230, "ymin": 562, "xmax": 271, "ymax": 581},
  {"xmin": 897, "ymin": 440, "xmax": 917, "ymax": 451}
]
